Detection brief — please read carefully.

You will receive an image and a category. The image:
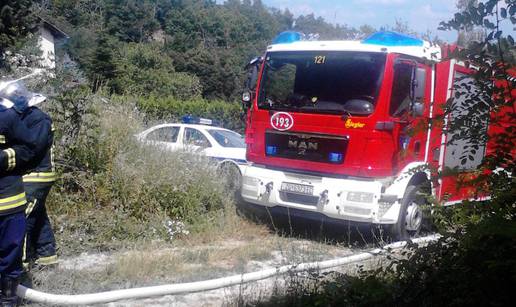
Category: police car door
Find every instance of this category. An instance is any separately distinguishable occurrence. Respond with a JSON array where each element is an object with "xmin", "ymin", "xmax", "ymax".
[
  {"xmin": 144, "ymin": 125, "xmax": 181, "ymax": 152},
  {"xmin": 183, "ymin": 128, "xmax": 212, "ymax": 154}
]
